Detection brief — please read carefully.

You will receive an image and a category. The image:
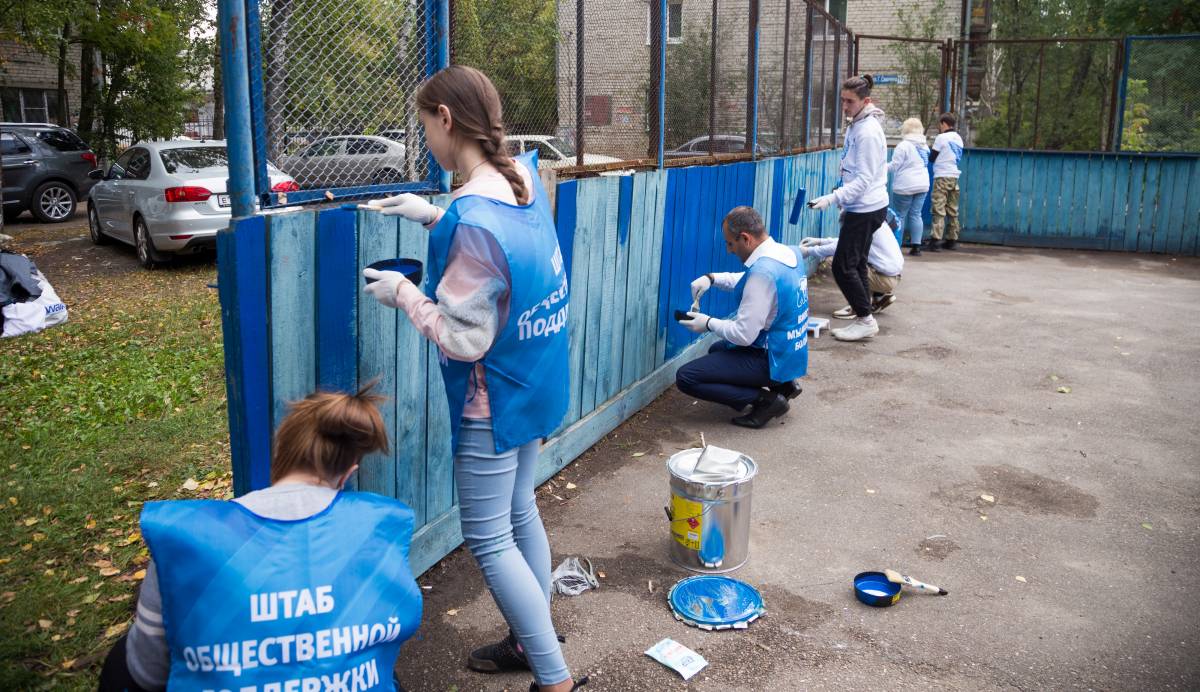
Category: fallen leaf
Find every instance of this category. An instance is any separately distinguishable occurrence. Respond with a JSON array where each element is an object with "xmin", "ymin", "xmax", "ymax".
[
  {"xmin": 66, "ymin": 610, "xmax": 79, "ymax": 617},
  {"xmin": 84, "ymin": 519, "xmax": 97, "ymax": 530},
  {"xmin": 597, "ymin": 571, "xmax": 607, "ymax": 579},
  {"xmin": 99, "ymin": 567, "xmax": 121, "ymax": 577},
  {"xmin": 81, "ymin": 594, "xmax": 99, "ymax": 604},
  {"xmin": 61, "ymin": 659, "xmax": 76, "ymax": 670},
  {"xmin": 23, "ymin": 517, "xmax": 39, "ymax": 526},
  {"xmin": 132, "ymin": 569, "xmax": 146, "ymax": 580},
  {"xmin": 0, "ymin": 592, "xmax": 15, "ymax": 603},
  {"xmin": 1141, "ymin": 523, "xmax": 1153, "ymax": 530},
  {"xmin": 565, "ymin": 483, "xmax": 577, "ymax": 490},
  {"xmin": 865, "ymin": 488, "xmax": 876, "ymax": 494},
  {"xmin": 1015, "ymin": 575, "xmax": 1027, "ymax": 583},
  {"xmin": 90, "ymin": 559, "xmax": 113, "ymax": 569},
  {"xmin": 1056, "ymin": 386, "xmax": 1071, "ymax": 394},
  {"xmin": 1049, "ymin": 374, "xmax": 1059, "ymax": 381},
  {"xmin": 446, "ymin": 609, "xmax": 459, "ymax": 616},
  {"xmin": 41, "ymin": 506, "xmax": 52, "ymax": 516},
  {"xmin": 631, "ymin": 452, "xmax": 645, "ymax": 458},
  {"xmin": 51, "ymin": 634, "xmax": 62, "ymax": 642},
  {"xmin": 181, "ymin": 478, "xmax": 199, "ymax": 491},
  {"xmin": 104, "ymin": 621, "xmax": 130, "ymax": 639},
  {"xmin": 109, "ymin": 594, "xmax": 131, "ymax": 603},
  {"xmin": 147, "ymin": 481, "xmax": 159, "ymax": 488},
  {"xmin": 979, "ymin": 515, "xmax": 988, "ymax": 521},
  {"xmin": 38, "ymin": 619, "xmax": 52, "ymax": 629},
  {"xmin": 32, "ymin": 532, "xmax": 46, "ymax": 542},
  {"xmin": 7, "ymin": 497, "xmax": 15, "ymax": 506},
  {"xmin": 980, "ymin": 494, "xmax": 995, "ymax": 503}
]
